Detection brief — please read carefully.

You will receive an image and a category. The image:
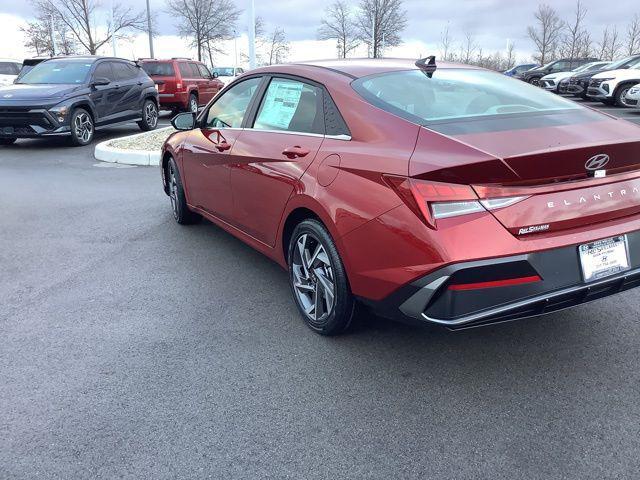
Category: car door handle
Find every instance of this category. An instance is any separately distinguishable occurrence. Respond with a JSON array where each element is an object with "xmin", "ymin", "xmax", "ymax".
[
  {"xmin": 282, "ymin": 146, "xmax": 310, "ymax": 159},
  {"xmin": 216, "ymin": 141, "xmax": 231, "ymax": 152}
]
